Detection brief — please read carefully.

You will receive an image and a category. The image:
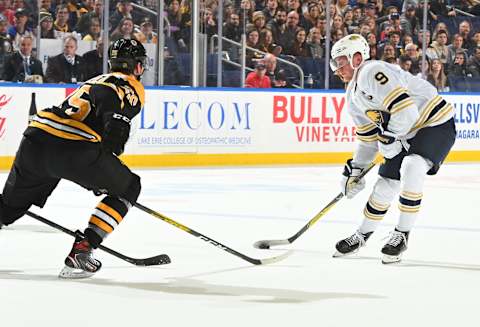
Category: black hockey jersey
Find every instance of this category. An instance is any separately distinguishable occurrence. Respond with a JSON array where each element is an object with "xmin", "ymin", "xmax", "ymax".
[{"xmin": 28, "ymin": 72, "xmax": 145, "ymax": 143}]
